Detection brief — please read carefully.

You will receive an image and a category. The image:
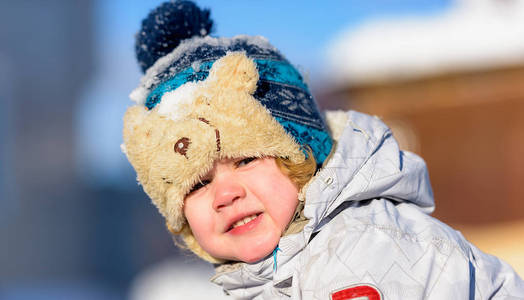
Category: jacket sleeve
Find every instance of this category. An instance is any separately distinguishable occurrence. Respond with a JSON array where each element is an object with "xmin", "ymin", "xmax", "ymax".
[
  {"xmin": 294, "ymin": 199, "xmax": 524, "ymax": 299},
  {"xmin": 469, "ymin": 242, "xmax": 524, "ymax": 299}
]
